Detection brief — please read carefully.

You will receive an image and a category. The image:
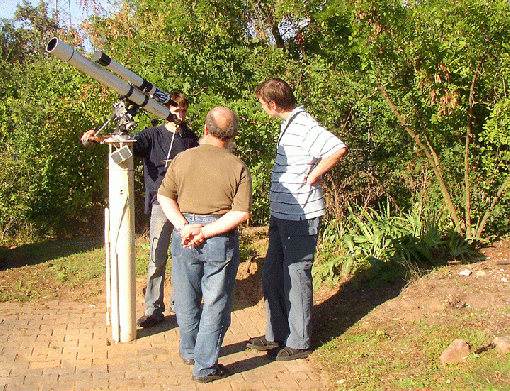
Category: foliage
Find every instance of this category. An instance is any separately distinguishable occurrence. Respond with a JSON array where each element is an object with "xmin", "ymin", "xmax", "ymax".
[
  {"xmin": 82, "ymin": 0, "xmax": 287, "ymax": 227},
  {"xmin": 314, "ymin": 202, "xmax": 478, "ymax": 287},
  {"xmin": 2, "ymin": 0, "xmax": 510, "ymax": 251},
  {"xmin": 0, "ymin": 3, "xmax": 110, "ymax": 241},
  {"xmin": 339, "ymin": 0, "xmax": 510, "ymax": 238}
]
